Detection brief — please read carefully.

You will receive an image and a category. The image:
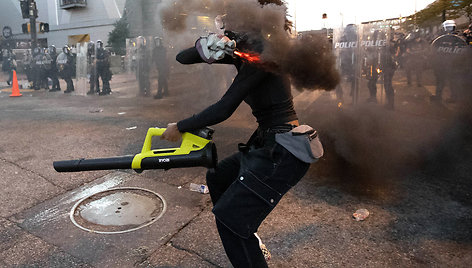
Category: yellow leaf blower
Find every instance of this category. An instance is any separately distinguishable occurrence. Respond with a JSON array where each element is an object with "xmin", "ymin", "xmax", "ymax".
[{"xmin": 53, "ymin": 127, "xmax": 217, "ymax": 173}]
